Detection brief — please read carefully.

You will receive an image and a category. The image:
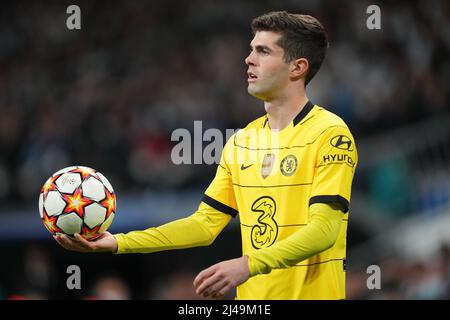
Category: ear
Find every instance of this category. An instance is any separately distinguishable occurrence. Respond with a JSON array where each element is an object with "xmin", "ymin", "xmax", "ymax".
[{"xmin": 290, "ymin": 58, "xmax": 309, "ymax": 80}]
